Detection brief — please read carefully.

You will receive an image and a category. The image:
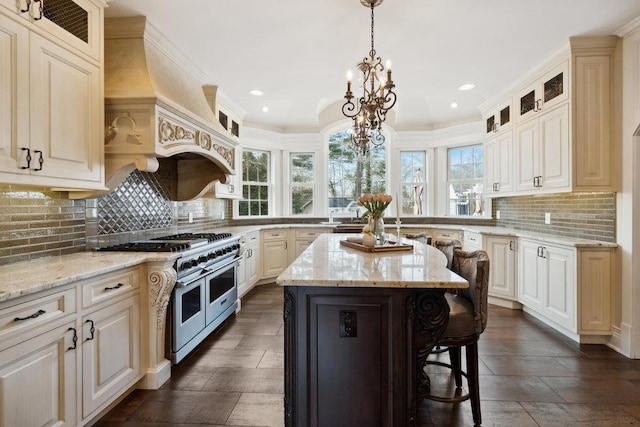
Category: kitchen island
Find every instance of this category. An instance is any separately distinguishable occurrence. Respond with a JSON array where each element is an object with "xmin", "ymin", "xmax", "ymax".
[{"xmin": 276, "ymin": 233, "xmax": 467, "ymax": 427}]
